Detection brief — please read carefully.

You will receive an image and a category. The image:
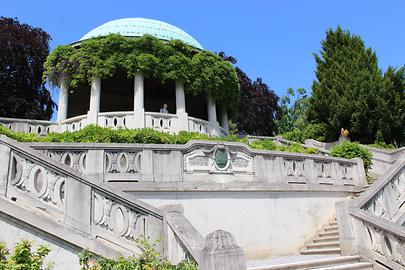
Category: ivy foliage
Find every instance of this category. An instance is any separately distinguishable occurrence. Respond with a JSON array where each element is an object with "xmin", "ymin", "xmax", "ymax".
[
  {"xmin": 44, "ymin": 34, "xmax": 240, "ymax": 111},
  {"xmin": 0, "ymin": 240, "xmax": 52, "ymax": 270},
  {"xmin": 0, "ymin": 125, "xmax": 318, "ymax": 154}
]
